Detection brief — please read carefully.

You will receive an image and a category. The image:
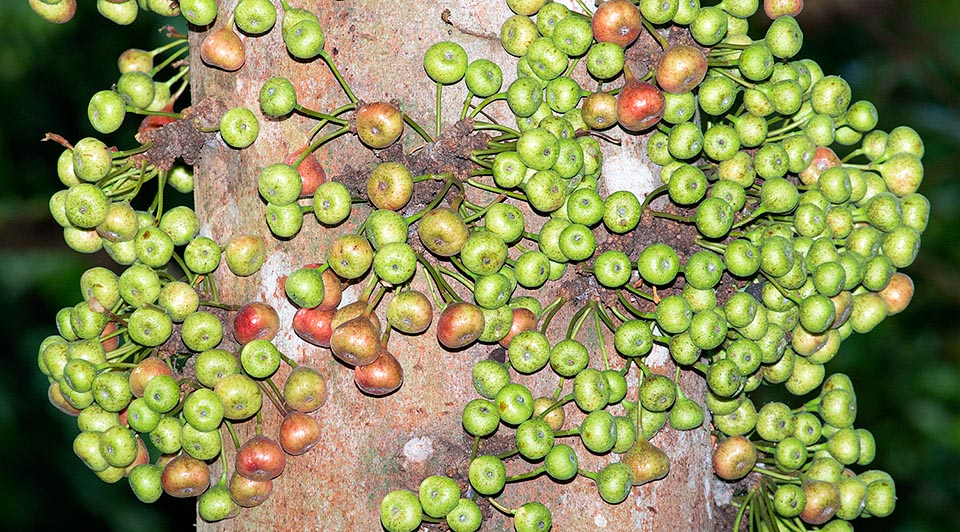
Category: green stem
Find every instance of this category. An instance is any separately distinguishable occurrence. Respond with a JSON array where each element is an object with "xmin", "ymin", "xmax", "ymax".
[
  {"xmin": 465, "ymin": 178, "xmax": 526, "ymax": 200},
  {"xmin": 462, "ymin": 193, "xmax": 507, "ymax": 224},
  {"xmin": 472, "ymin": 120, "xmax": 518, "ymax": 138},
  {"xmin": 553, "ymin": 428, "xmax": 580, "ymax": 438},
  {"xmin": 539, "ymin": 295, "xmax": 568, "ymax": 335},
  {"xmin": 641, "ymin": 18, "xmax": 669, "ymax": 50},
  {"xmin": 640, "ymin": 185, "xmax": 669, "ymax": 214},
  {"xmin": 307, "ymin": 102, "xmax": 357, "ymax": 139},
  {"xmin": 496, "ymin": 447, "xmax": 519, "ymax": 461},
  {"xmin": 294, "ymin": 104, "xmax": 350, "ymax": 125},
  {"xmin": 124, "ymin": 107, "xmax": 184, "ymax": 120},
  {"xmin": 438, "ymin": 264, "xmax": 475, "ymax": 291},
  {"xmin": 150, "ymin": 43, "xmax": 190, "ymax": 76},
  {"xmin": 318, "ymin": 50, "xmax": 358, "ymax": 103},
  {"xmin": 404, "ymin": 113, "xmax": 433, "ymax": 143},
  {"xmin": 537, "ymin": 392, "xmax": 572, "ymax": 420},
  {"xmin": 732, "ymin": 488, "xmax": 754, "ymax": 532},
  {"xmin": 647, "ymin": 210, "xmax": 693, "ymax": 223},
  {"xmin": 198, "ymin": 300, "xmax": 241, "ymax": 311},
  {"xmin": 468, "ymin": 93, "xmax": 506, "ymax": 119},
  {"xmin": 621, "ymin": 284, "xmax": 656, "ymax": 306},
  {"xmin": 576, "ymin": 467, "xmax": 597, "ymax": 481},
  {"xmin": 565, "ymin": 303, "xmax": 593, "ymax": 340},
  {"xmin": 470, "ymin": 435, "xmax": 480, "ymax": 463},
  {"xmin": 486, "ymin": 497, "xmax": 514, "ymax": 516},
  {"xmin": 732, "ymin": 205, "xmax": 770, "ymax": 230},
  {"xmin": 759, "ymin": 271, "xmax": 802, "ymax": 305},
  {"xmin": 593, "ymin": 302, "xmax": 619, "ymax": 334},
  {"xmin": 435, "ymin": 81, "xmax": 443, "ymax": 138},
  {"xmin": 416, "ymin": 253, "xmax": 461, "ymax": 304},
  {"xmin": 404, "ymin": 173, "xmax": 457, "ymax": 225},
  {"xmin": 460, "ymin": 90, "xmax": 475, "ymax": 121},
  {"xmin": 224, "ymin": 419, "xmax": 242, "ymax": 450},
  {"xmin": 752, "ymin": 465, "xmax": 801, "ymax": 483},
  {"xmin": 505, "ymin": 466, "xmax": 546, "ymax": 483},
  {"xmin": 295, "ymin": 125, "xmax": 351, "ymax": 167},
  {"xmin": 592, "ymin": 302, "xmax": 611, "ymax": 371},
  {"xmin": 170, "ymin": 252, "xmax": 196, "ymax": 285}
]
